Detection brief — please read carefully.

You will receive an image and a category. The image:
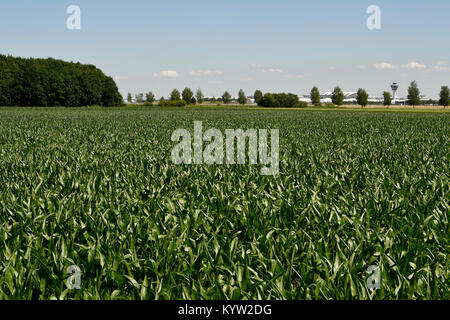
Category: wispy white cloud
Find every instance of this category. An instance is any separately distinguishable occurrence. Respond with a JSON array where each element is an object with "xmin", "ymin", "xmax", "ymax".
[
  {"xmin": 430, "ymin": 61, "xmax": 450, "ymax": 72},
  {"xmin": 261, "ymin": 68, "xmax": 283, "ymax": 73},
  {"xmin": 374, "ymin": 62, "xmax": 396, "ymax": 70},
  {"xmin": 189, "ymin": 70, "xmax": 223, "ymax": 77},
  {"xmin": 251, "ymin": 65, "xmax": 283, "ymax": 74},
  {"xmin": 153, "ymin": 70, "xmax": 180, "ymax": 78},
  {"xmin": 431, "ymin": 65, "xmax": 450, "ymax": 72},
  {"xmin": 404, "ymin": 62, "xmax": 427, "ymax": 70}
]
